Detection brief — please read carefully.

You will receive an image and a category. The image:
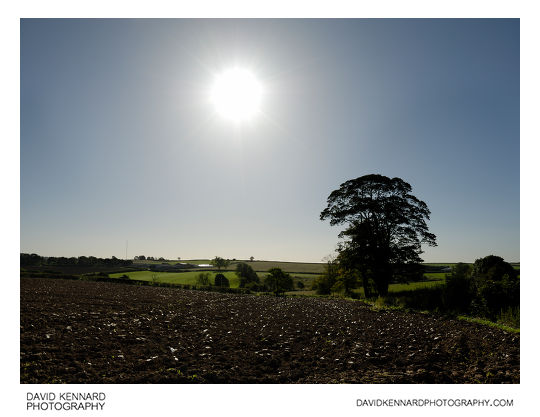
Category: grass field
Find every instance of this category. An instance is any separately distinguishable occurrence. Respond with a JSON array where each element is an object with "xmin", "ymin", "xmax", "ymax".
[
  {"xmin": 349, "ymin": 278, "xmax": 446, "ymax": 298},
  {"xmin": 109, "ymin": 271, "xmax": 242, "ymax": 287},
  {"xmin": 111, "ymin": 267, "xmax": 448, "ymax": 292},
  {"xmin": 132, "ymin": 259, "xmax": 326, "ymax": 274},
  {"xmin": 110, "ymin": 270, "xmax": 327, "ymax": 289},
  {"xmin": 132, "ymin": 260, "xmax": 459, "ymax": 275},
  {"xmin": 423, "ymin": 272, "xmax": 447, "ymax": 281}
]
